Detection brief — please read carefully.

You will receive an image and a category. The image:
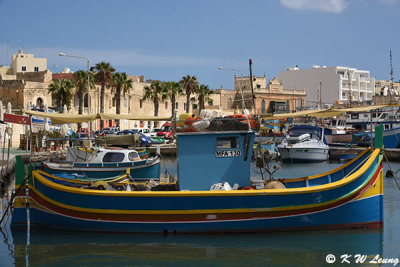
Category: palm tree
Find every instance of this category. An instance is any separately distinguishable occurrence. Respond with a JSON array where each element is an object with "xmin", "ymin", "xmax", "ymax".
[
  {"xmin": 143, "ymin": 80, "xmax": 167, "ymax": 117},
  {"xmin": 111, "ymin": 72, "xmax": 133, "ymax": 128},
  {"xmin": 163, "ymin": 81, "xmax": 183, "ymax": 118},
  {"xmin": 179, "ymin": 75, "xmax": 198, "ymax": 113},
  {"xmin": 73, "ymin": 70, "xmax": 94, "ymax": 130},
  {"xmin": 197, "ymin": 84, "xmax": 213, "ymax": 116},
  {"xmin": 48, "ymin": 78, "xmax": 74, "ymax": 109},
  {"xmin": 92, "ymin": 62, "xmax": 115, "ymax": 129}
]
